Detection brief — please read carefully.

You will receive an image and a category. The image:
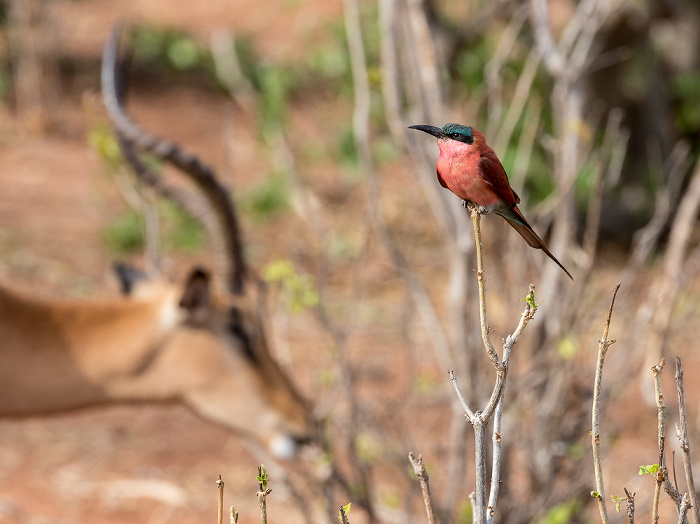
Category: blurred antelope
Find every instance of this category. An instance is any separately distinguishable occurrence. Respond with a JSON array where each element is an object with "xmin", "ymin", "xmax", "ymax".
[{"xmin": 0, "ymin": 25, "xmax": 312, "ymax": 459}]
